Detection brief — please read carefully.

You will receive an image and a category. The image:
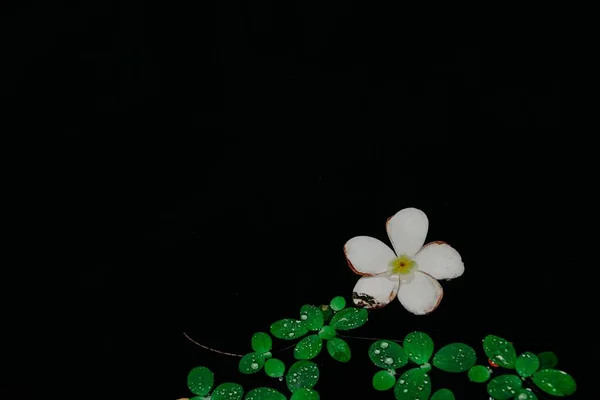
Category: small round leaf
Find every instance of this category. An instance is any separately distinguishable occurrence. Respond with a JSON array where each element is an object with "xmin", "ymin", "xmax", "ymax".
[
  {"xmin": 251, "ymin": 332, "xmax": 272, "ymax": 353},
  {"xmin": 368, "ymin": 340, "xmax": 408, "ymax": 369},
  {"xmin": 329, "ymin": 307, "xmax": 368, "ymax": 330},
  {"xmin": 431, "ymin": 388, "xmax": 455, "ymax": 400},
  {"xmin": 290, "ymin": 388, "xmax": 320, "ymax": 400},
  {"xmin": 516, "ymin": 352, "xmax": 539, "ymax": 378},
  {"xmin": 483, "ymin": 335, "xmax": 517, "ymax": 369},
  {"xmin": 537, "ymin": 352, "xmax": 558, "ymax": 369},
  {"xmin": 264, "ymin": 358, "xmax": 286, "ymax": 378},
  {"xmin": 239, "ymin": 352, "xmax": 265, "ymax": 374},
  {"xmin": 294, "ymin": 335, "xmax": 323, "ymax": 360},
  {"xmin": 270, "ymin": 319, "xmax": 308, "ymax": 340},
  {"xmin": 212, "ymin": 383, "xmax": 244, "ymax": 400},
  {"xmin": 486, "ymin": 374, "xmax": 522, "ymax": 400},
  {"xmin": 514, "ymin": 389, "xmax": 537, "ymax": 400},
  {"xmin": 403, "ymin": 331, "xmax": 434, "ymax": 365},
  {"xmin": 372, "ymin": 370, "xmax": 396, "ymax": 391},
  {"xmin": 326, "ymin": 337, "xmax": 351, "ymax": 362},
  {"xmin": 330, "ymin": 296, "xmax": 346, "ymax": 311},
  {"xmin": 433, "ymin": 343, "xmax": 476, "ymax": 373},
  {"xmin": 531, "ymin": 369, "xmax": 576, "ymax": 396},
  {"xmin": 286, "ymin": 360, "xmax": 320, "ymax": 393},
  {"xmin": 468, "ymin": 365, "xmax": 491, "ymax": 383},
  {"xmin": 244, "ymin": 387, "xmax": 286, "ymax": 400},
  {"xmin": 299, "ymin": 305, "xmax": 325, "ymax": 331},
  {"xmin": 393, "ymin": 367, "xmax": 431, "ymax": 400},
  {"xmin": 187, "ymin": 366, "xmax": 214, "ymax": 396}
]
